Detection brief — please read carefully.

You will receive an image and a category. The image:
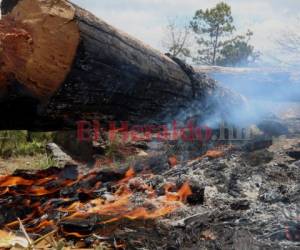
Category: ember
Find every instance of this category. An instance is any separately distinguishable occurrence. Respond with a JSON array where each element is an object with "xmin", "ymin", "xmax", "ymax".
[
  {"xmin": 0, "ymin": 0, "xmax": 299, "ymax": 249},
  {"xmin": 0, "ymin": 165, "xmax": 192, "ymax": 243}
]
